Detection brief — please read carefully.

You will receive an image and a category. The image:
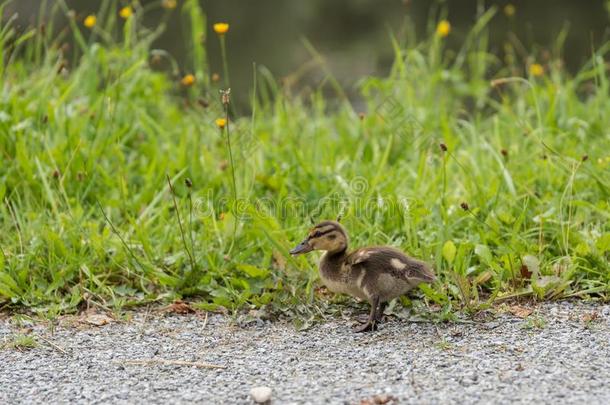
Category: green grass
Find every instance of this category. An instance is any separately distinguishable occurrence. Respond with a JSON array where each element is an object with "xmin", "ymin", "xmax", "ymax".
[
  {"xmin": 1, "ymin": 333, "xmax": 38, "ymax": 351},
  {"xmin": 0, "ymin": 2, "xmax": 608, "ymax": 318}
]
